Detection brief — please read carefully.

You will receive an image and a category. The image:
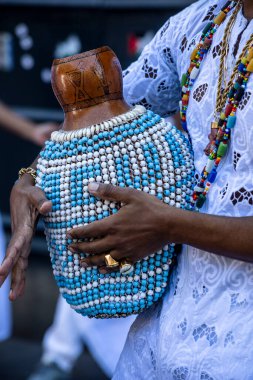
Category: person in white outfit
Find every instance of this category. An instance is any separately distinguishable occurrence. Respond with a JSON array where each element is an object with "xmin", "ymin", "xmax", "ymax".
[
  {"xmin": 2, "ymin": 1, "xmax": 253, "ymax": 379},
  {"xmin": 28, "ymin": 296, "xmax": 134, "ymax": 380}
]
